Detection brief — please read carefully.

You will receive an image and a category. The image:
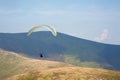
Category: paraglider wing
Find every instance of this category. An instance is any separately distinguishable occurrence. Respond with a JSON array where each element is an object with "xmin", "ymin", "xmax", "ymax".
[
  {"xmin": 27, "ymin": 25, "xmax": 57, "ymax": 37},
  {"xmin": 27, "ymin": 26, "xmax": 42, "ymax": 36}
]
